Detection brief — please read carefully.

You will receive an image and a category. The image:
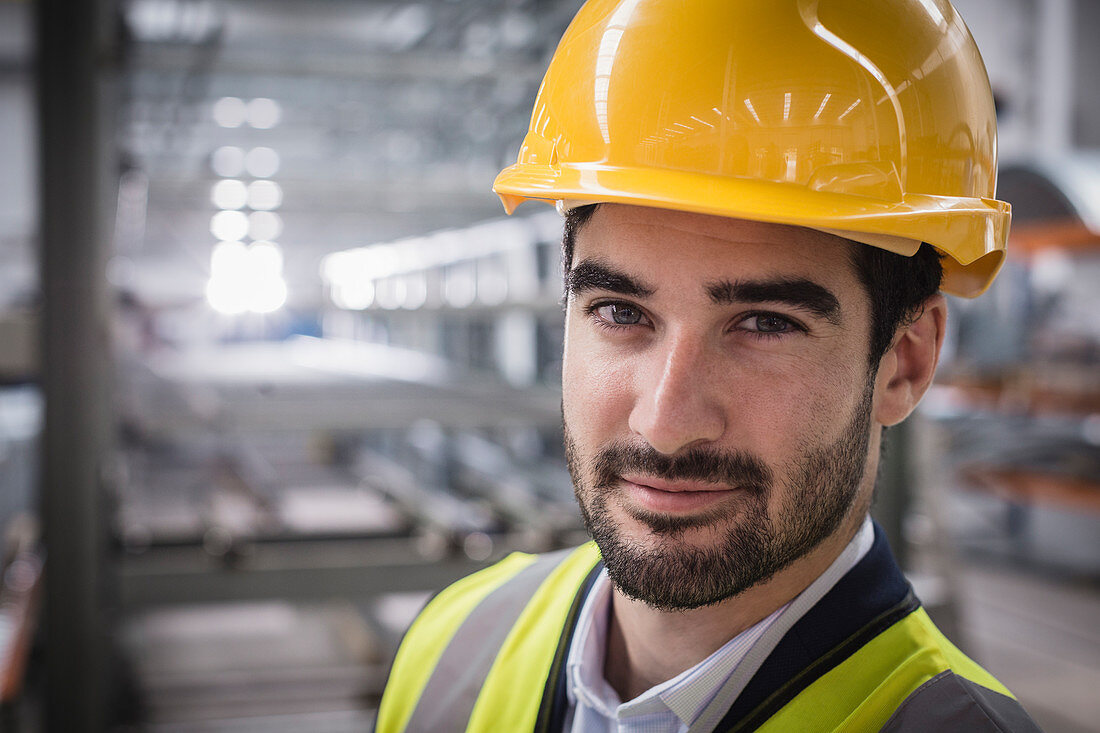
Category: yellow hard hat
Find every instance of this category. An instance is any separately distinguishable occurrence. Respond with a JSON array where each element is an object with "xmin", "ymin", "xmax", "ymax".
[{"xmin": 493, "ymin": 0, "xmax": 1011, "ymax": 297}]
